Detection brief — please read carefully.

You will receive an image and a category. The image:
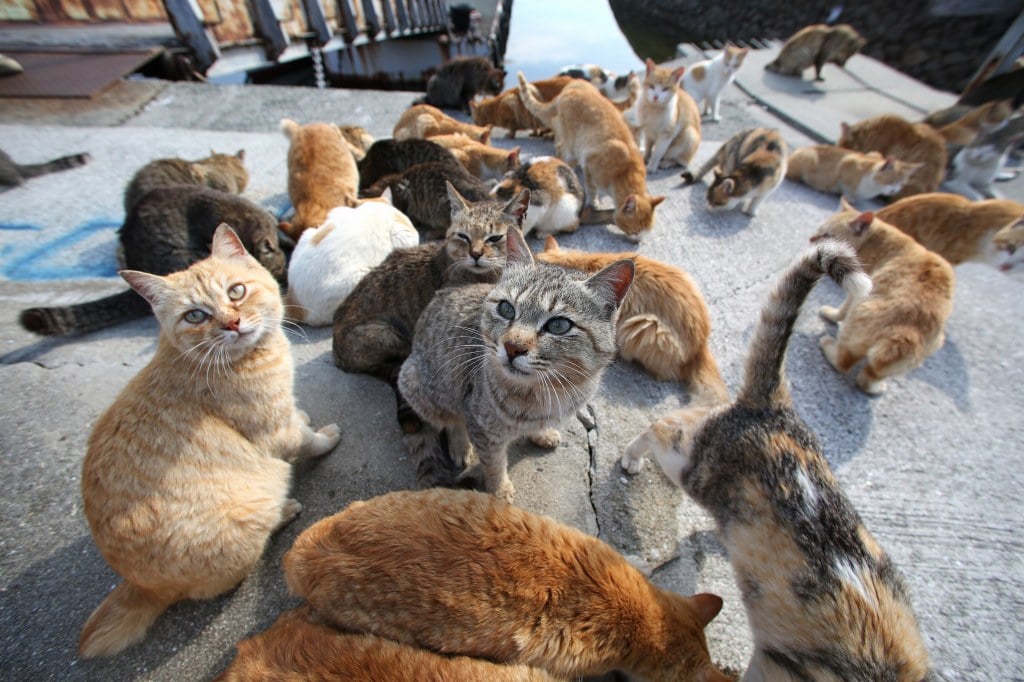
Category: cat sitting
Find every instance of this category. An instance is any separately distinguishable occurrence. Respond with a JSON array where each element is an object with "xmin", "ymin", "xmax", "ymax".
[
  {"xmin": 280, "ymin": 118, "xmax": 359, "ymax": 240},
  {"xmin": 0, "ymin": 147, "xmax": 91, "ymax": 189},
  {"xmin": 638, "ymin": 58, "xmax": 702, "ymax": 173},
  {"xmin": 414, "ymin": 56, "xmax": 506, "ymax": 113},
  {"xmin": 397, "ymin": 225, "xmax": 634, "ymax": 502},
  {"xmin": 812, "ymin": 198, "xmax": 955, "ymax": 395},
  {"xmin": 490, "ymin": 155, "xmax": 585, "ymax": 237},
  {"xmin": 427, "ymin": 132, "xmax": 521, "ymax": 181},
  {"xmin": 284, "ymin": 488, "xmax": 730, "ymax": 681},
  {"xmin": 470, "ymin": 77, "xmax": 572, "ymax": 138},
  {"xmin": 392, "ymin": 103, "xmax": 492, "ymax": 142},
  {"xmin": 682, "ymin": 127, "xmax": 788, "ymax": 216},
  {"xmin": 765, "ymin": 23, "xmax": 866, "ymax": 81},
  {"xmin": 837, "ymin": 114, "xmax": 947, "ymax": 199},
  {"xmin": 786, "ymin": 145, "xmax": 923, "ymax": 201},
  {"xmin": 621, "ymin": 241, "xmax": 935, "ymax": 681},
  {"xmin": 123, "ymin": 149, "xmax": 247, "ymax": 215},
  {"xmin": 682, "ymin": 44, "xmax": 749, "ymax": 122},
  {"xmin": 77, "ymin": 225, "xmax": 340, "ymax": 658}
]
